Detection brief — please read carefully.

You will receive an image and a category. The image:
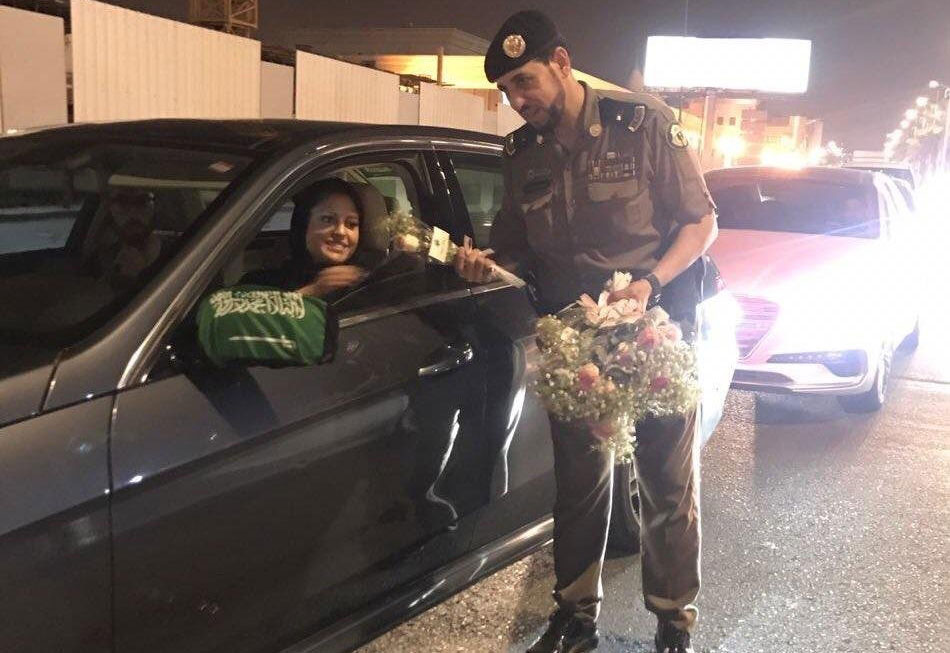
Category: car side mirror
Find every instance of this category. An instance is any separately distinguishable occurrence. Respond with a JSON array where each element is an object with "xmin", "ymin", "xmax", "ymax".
[{"xmin": 196, "ymin": 285, "xmax": 338, "ymax": 368}]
